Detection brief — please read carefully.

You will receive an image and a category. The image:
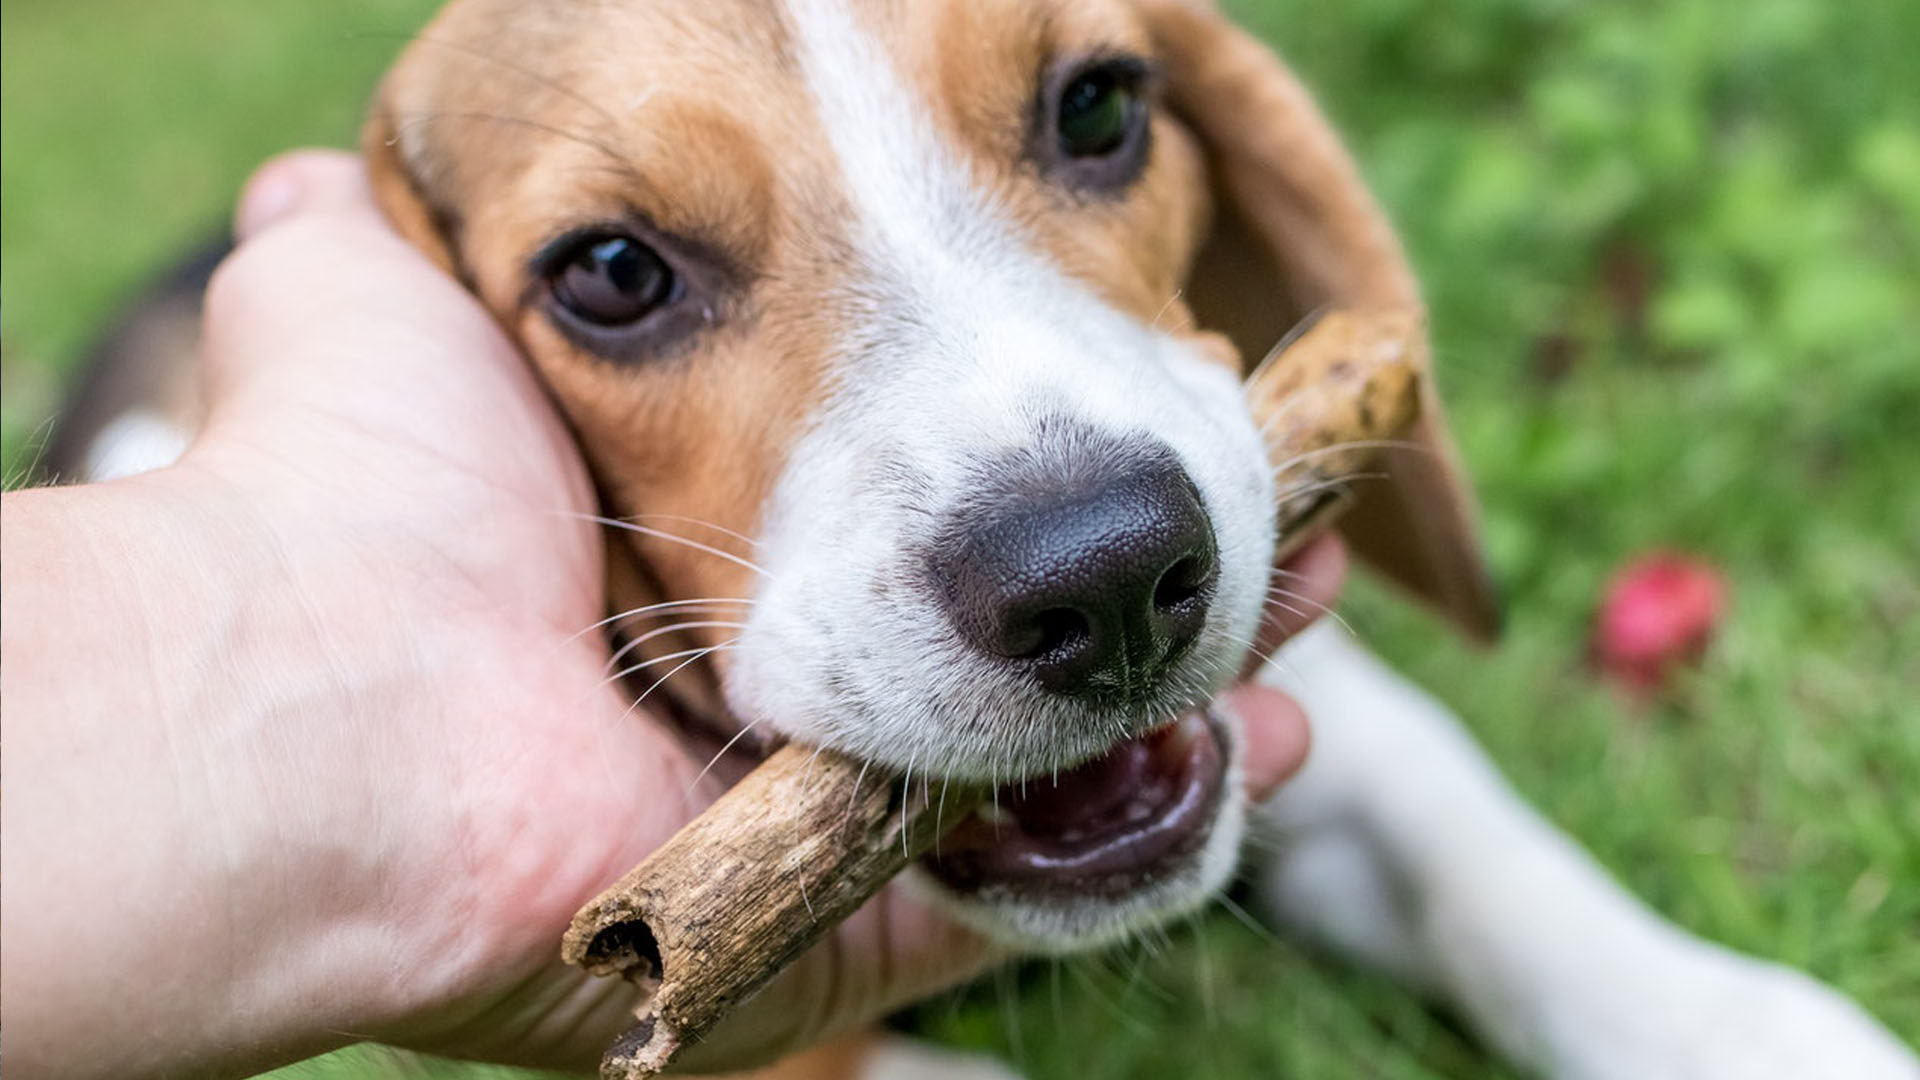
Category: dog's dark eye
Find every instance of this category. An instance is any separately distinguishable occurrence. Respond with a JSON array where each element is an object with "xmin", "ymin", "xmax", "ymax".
[
  {"xmin": 1056, "ymin": 66, "xmax": 1136, "ymax": 158},
  {"xmin": 1040, "ymin": 56, "xmax": 1151, "ymax": 192},
  {"xmin": 551, "ymin": 234, "xmax": 675, "ymax": 326}
]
